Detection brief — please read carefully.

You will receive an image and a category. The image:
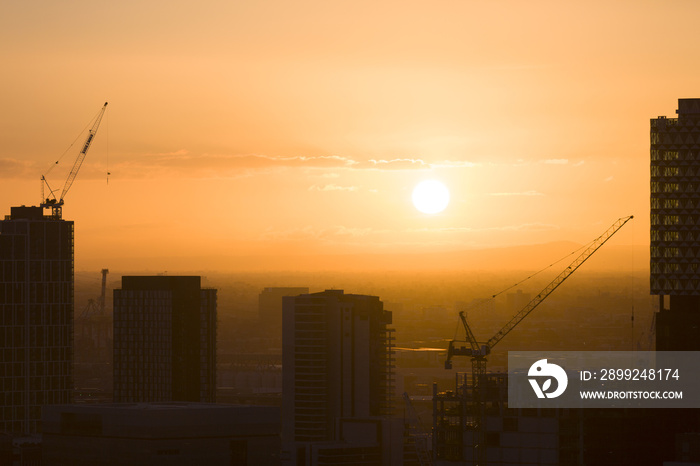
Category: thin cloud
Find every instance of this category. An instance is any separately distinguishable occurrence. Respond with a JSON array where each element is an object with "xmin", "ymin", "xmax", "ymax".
[
  {"xmin": 489, "ymin": 190, "xmax": 544, "ymax": 197},
  {"xmin": 0, "ymin": 158, "xmax": 37, "ymax": 178},
  {"xmin": 431, "ymin": 160, "xmax": 481, "ymax": 168},
  {"xmin": 308, "ymin": 184, "xmax": 359, "ymax": 192},
  {"xmin": 365, "ymin": 158, "xmax": 430, "ymax": 170},
  {"xmin": 541, "ymin": 159, "xmax": 568, "ymax": 165},
  {"xmin": 262, "ymin": 225, "xmax": 377, "ymax": 241},
  {"xmin": 408, "ymin": 223, "xmax": 559, "ymax": 234},
  {"xmin": 104, "ymin": 151, "xmax": 483, "ymax": 179},
  {"xmin": 142, "ymin": 149, "xmax": 190, "ymax": 157}
]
